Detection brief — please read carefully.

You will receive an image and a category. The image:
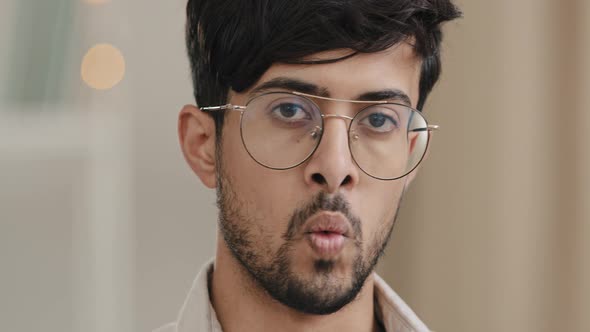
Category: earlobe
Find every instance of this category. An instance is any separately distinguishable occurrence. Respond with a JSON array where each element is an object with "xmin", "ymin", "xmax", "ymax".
[{"xmin": 178, "ymin": 105, "xmax": 217, "ymax": 188}]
